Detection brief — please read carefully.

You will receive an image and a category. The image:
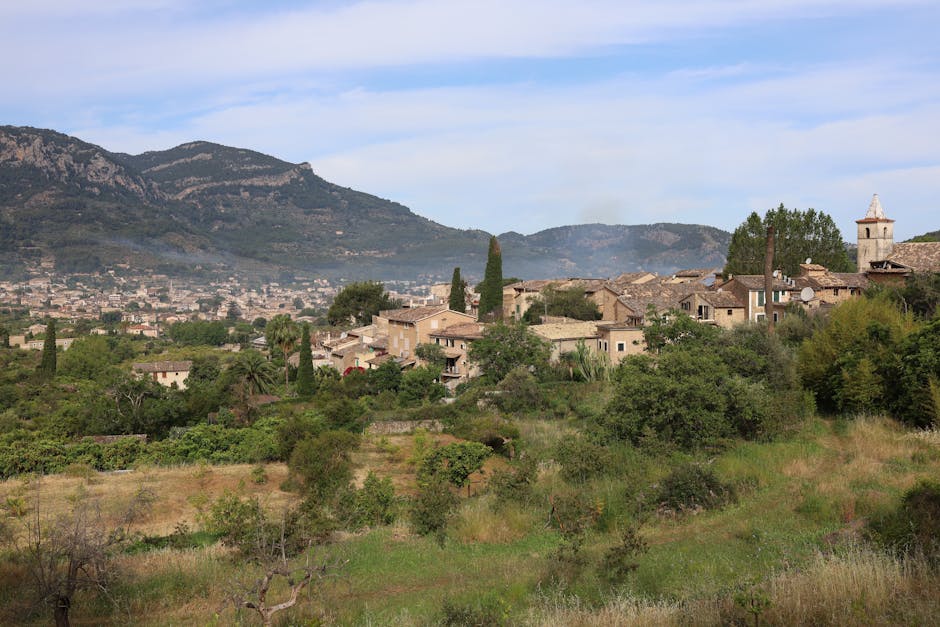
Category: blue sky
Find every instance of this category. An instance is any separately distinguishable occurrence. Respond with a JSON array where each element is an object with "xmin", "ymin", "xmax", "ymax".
[{"xmin": 2, "ymin": 0, "xmax": 938, "ymax": 240}]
